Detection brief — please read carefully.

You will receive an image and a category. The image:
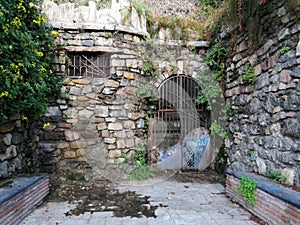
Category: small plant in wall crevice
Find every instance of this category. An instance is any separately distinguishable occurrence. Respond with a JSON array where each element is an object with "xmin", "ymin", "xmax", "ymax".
[
  {"xmin": 140, "ymin": 56, "xmax": 158, "ymax": 77},
  {"xmin": 265, "ymin": 170, "xmax": 287, "ymax": 184},
  {"xmin": 136, "ymin": 83, "xmax": 159, "ymax": 104},
  {"xmin": 241, "ymin": 62, "xmax": 256, "ymax": 85}
]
